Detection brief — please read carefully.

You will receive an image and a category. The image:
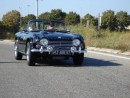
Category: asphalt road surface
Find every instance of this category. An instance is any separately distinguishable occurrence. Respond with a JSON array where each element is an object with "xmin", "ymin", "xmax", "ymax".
[{"xmin": 0, "ymin": 41, "xmax": 130, "ymax": 98}]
